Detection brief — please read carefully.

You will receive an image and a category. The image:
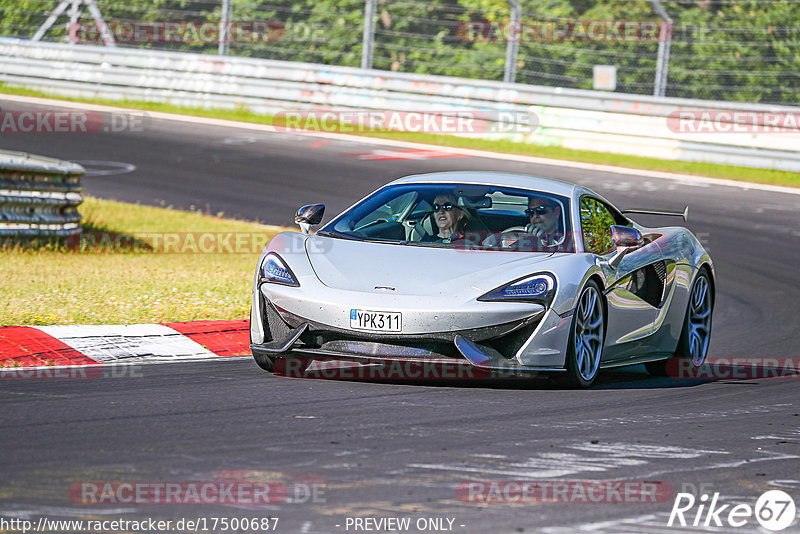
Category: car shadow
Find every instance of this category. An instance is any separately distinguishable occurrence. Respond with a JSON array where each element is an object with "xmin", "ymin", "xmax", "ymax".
[{"xmin": 270, "ymin": 356, "xmax": 724, "ymax": 390}]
